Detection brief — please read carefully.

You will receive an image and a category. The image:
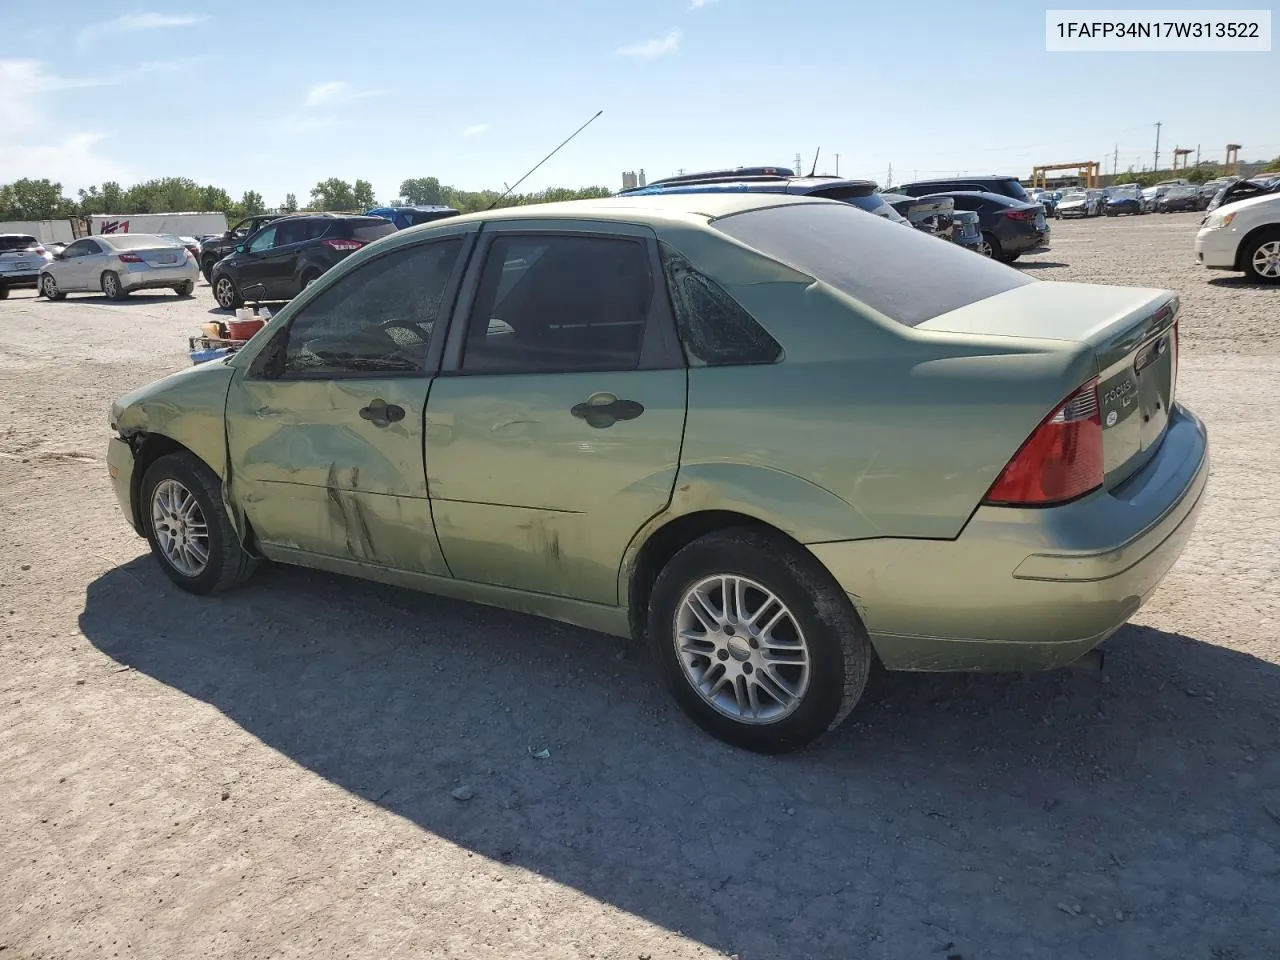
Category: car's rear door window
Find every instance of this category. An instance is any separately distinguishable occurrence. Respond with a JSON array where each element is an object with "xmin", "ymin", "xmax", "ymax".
[
  {"xmin": 460, "ymin": 235, "xmax": 653, "ymax": 373},
  {"xmin": 714, "ymin": 201, "xmax": 1032, "ymax": 327},
  {"xmin": 351, "ymin": 221, "xmax": 398, "ymax": 244}
]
